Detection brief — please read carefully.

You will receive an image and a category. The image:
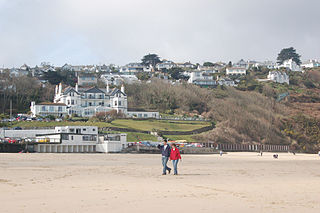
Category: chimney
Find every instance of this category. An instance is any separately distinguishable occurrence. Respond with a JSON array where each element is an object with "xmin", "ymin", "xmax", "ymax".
[
  {"xmin": 75, "ymin": 83, "xmax": 78, "ymax": 92},
  {"xmin": 106, "ymin": 80, "xmax": 110, "ymax": 93},
  {"xmin": 121, "ymin": 84, "xmax": 125, "ymax": 93},
  {"xmin": 59, "ymin": 82, "xmax": 62, "ymax": 94}
]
